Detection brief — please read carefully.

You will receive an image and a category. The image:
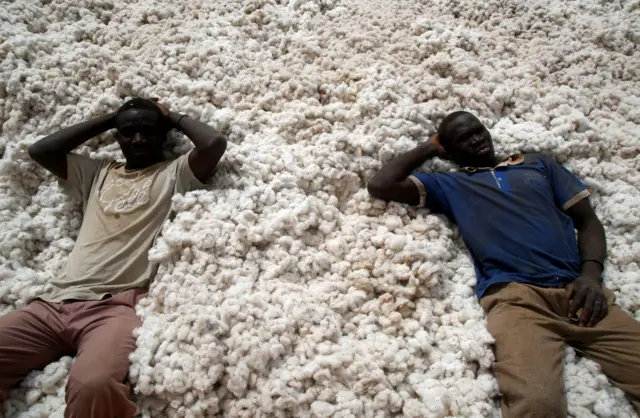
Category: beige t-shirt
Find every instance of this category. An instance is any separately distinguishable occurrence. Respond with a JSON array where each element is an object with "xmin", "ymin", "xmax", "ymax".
[{"xmin": 42, "ymin": 151, "xmax": 204, "ymax": 303}]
